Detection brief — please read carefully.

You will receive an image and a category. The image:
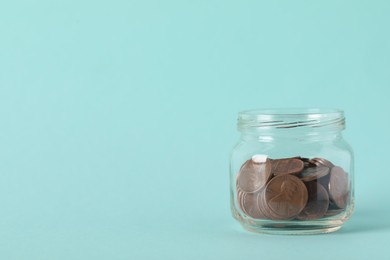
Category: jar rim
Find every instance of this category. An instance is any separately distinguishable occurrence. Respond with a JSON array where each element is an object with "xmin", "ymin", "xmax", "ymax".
[
  {"xmin": 239, "ymin": 108, "xmax": 343, "ymax": 117},
  {"xmin": 238, "ymin": 108, "xmax": 345, "ymax": 132}
]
